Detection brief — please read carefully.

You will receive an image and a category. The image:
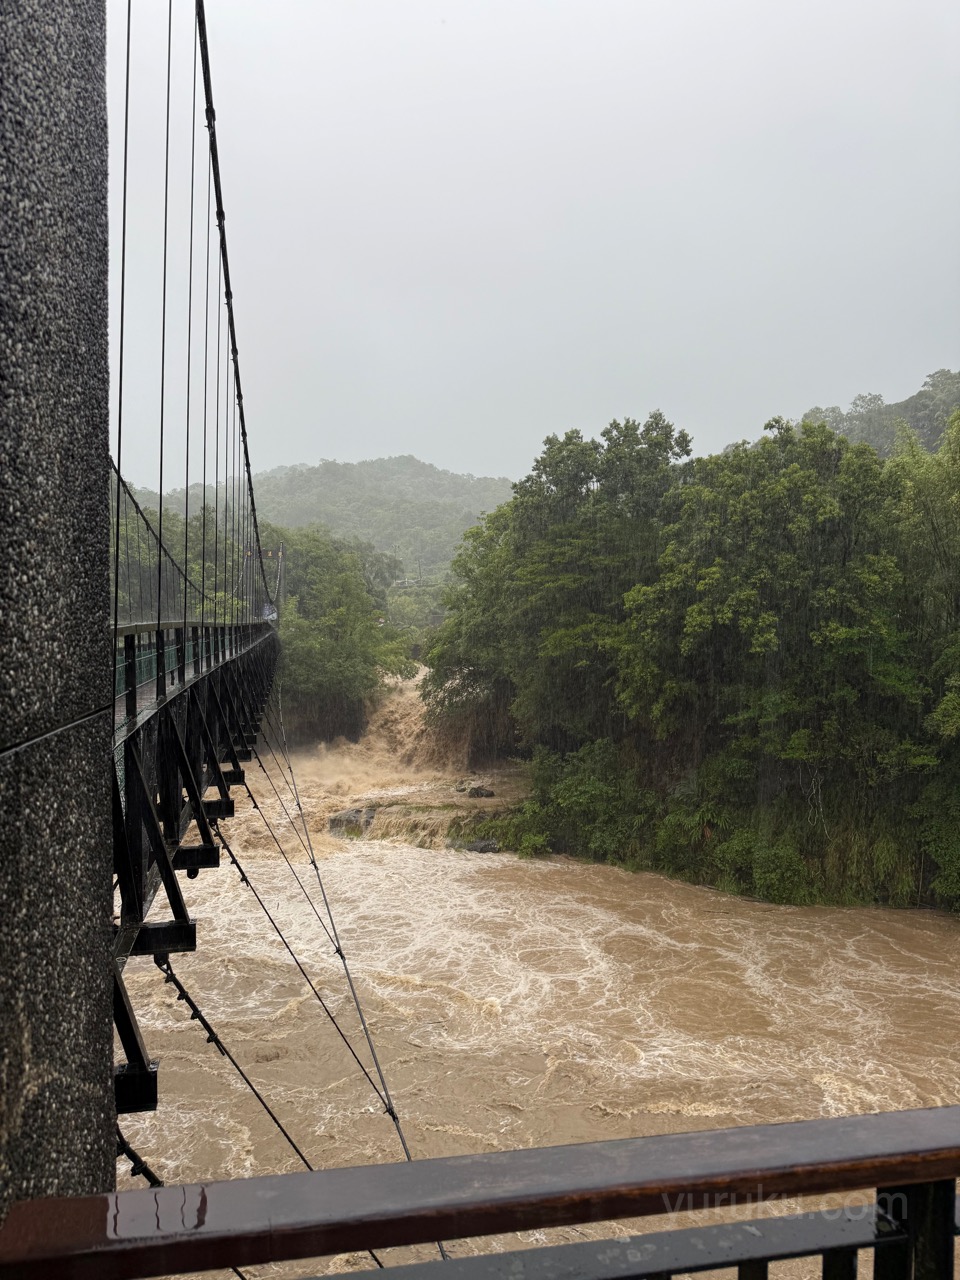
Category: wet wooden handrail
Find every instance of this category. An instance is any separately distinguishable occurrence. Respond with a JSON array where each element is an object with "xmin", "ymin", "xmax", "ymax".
[{"xmin": 2, "ymin": 1107, "xmax": 960, "ymax": 1279}]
